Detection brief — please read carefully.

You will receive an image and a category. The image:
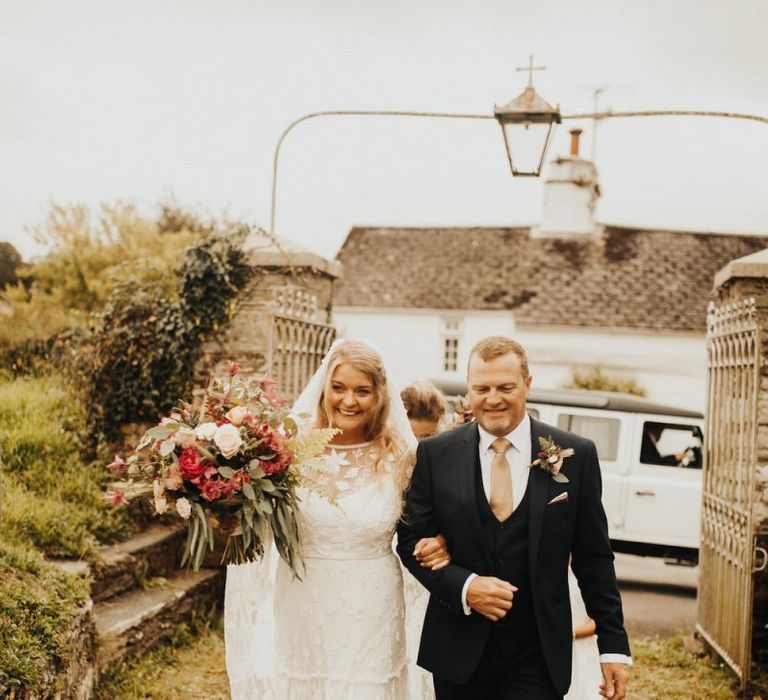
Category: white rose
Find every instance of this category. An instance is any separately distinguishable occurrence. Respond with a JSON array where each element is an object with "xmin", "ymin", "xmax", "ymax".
[
  {"xmin": 214, "ymin": 423, "xmax": 243, "ymax": 458},
  {"xmin": 154, "ymin": 495, "xmax": 168, "ymax": 514},
  {"xmin": 195, "ymin": 422, "xmax": 218, "ymax": 441},
  {"xmin": 175, "ymin": 497, "xmax": 192, "ymax": 519},
  {"xmin": 225, "ymin": 405, "xmax": 250, "ymax": 427},
  {"xmin": 174, "ymin": 426, "xmax": 197, "ymax": 448}
]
